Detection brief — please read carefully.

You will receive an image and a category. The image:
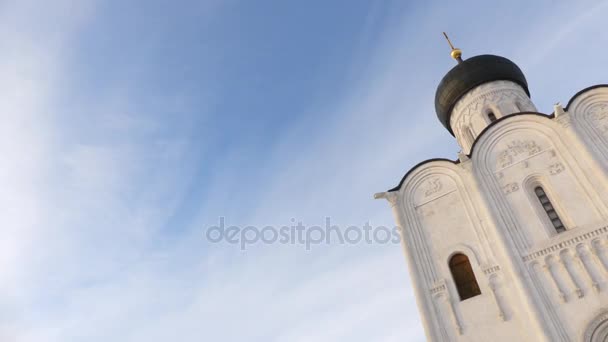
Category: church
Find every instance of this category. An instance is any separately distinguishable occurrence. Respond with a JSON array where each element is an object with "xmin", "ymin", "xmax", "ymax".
[{"xmin": 374, "ymin": 38, "xmax": 608, "ymax": 341}]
